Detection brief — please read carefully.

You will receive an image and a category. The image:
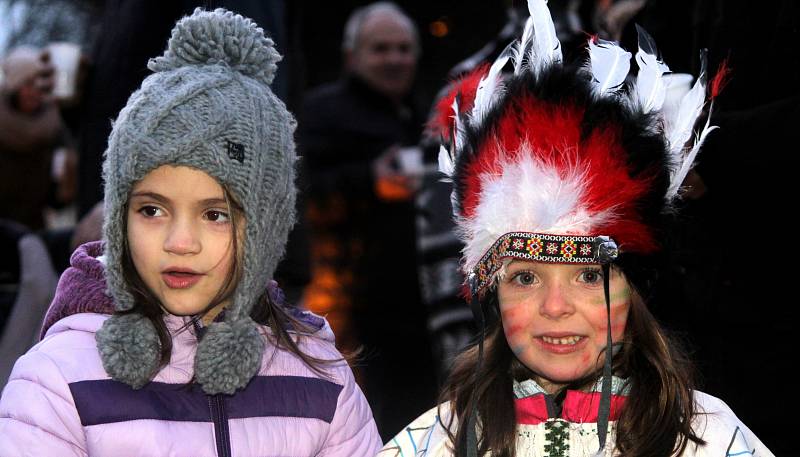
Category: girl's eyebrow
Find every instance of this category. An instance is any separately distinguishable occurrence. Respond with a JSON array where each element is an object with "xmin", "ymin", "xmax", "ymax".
[
  {"xmin": 504, "ymin": 264, "xmax": 532, "ymax": 276},
  {"xmin": 129, "ymin": 191, "xmax": 169, "ymax": 203},
  {"xmin": 130, "ymin": 192, "xmax": 226, "ymax": 207},
  {"xmin": 198, "ymin": 197, "xmax": 227, "ymax": 206},
  {"xmin": 506, "ymin": 260, "xmax": 531, "ymax": 269}
]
